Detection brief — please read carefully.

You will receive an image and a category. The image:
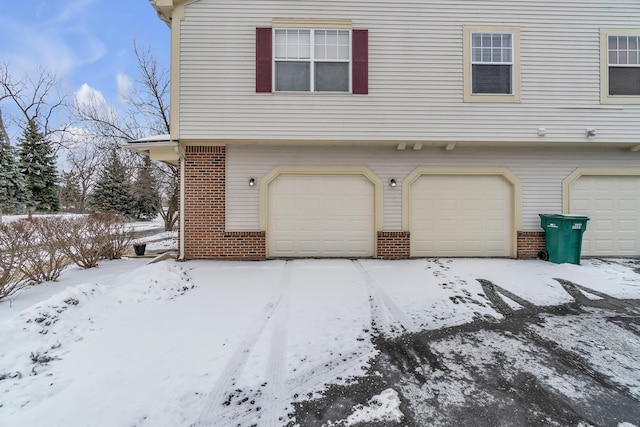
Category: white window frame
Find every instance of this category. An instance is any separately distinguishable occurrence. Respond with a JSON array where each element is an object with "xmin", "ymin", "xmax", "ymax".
[
  {"xmin": 601, "ymin": 28, "xmax": 640, "ymax": 104},
  {"xmin": 464, "ymin": 26, "xmax": 520, "ymax": 103},
  {"xmin": 273, "ymin": 28, "xmax": 352, "ymax": 93}
]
